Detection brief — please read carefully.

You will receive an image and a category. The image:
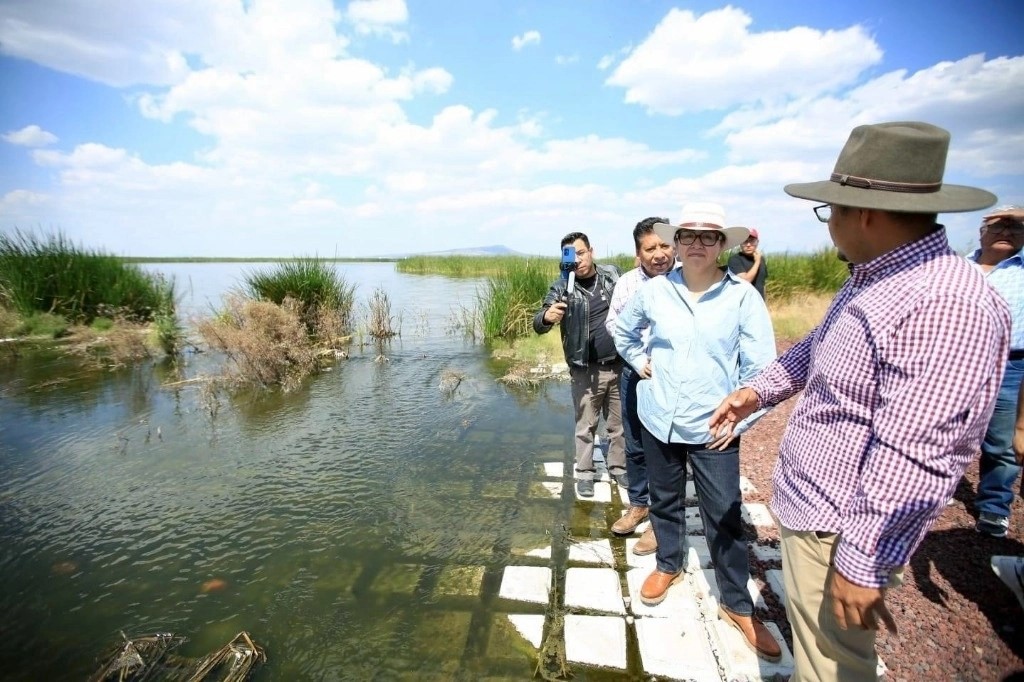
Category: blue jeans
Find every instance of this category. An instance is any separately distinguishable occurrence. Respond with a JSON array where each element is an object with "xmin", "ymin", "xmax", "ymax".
[
  {"xmin": 621, "ymin": 364, "xmax": 649, "ymax": 507},
  {"xmin": 977, "ymin": 359, "xmax": 1024, "ymax": 518},
  {"xmin": 641, "ymin": 425, "xmax": 753, "ymax": 615}
]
